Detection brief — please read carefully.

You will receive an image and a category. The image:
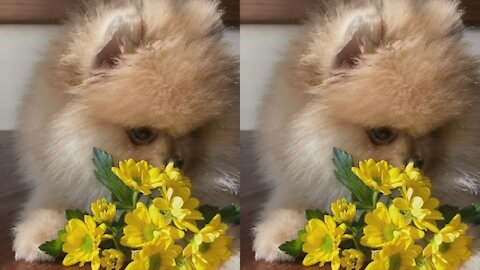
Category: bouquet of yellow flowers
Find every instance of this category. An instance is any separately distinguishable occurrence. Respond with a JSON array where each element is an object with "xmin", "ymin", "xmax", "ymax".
[
  {"xmin": 280, "ymin": 148, "xmax": 480, "ymax": 270},
  {"xmin": 40, "ymin": 148, "xmax": 239, "ymax": 270}
]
